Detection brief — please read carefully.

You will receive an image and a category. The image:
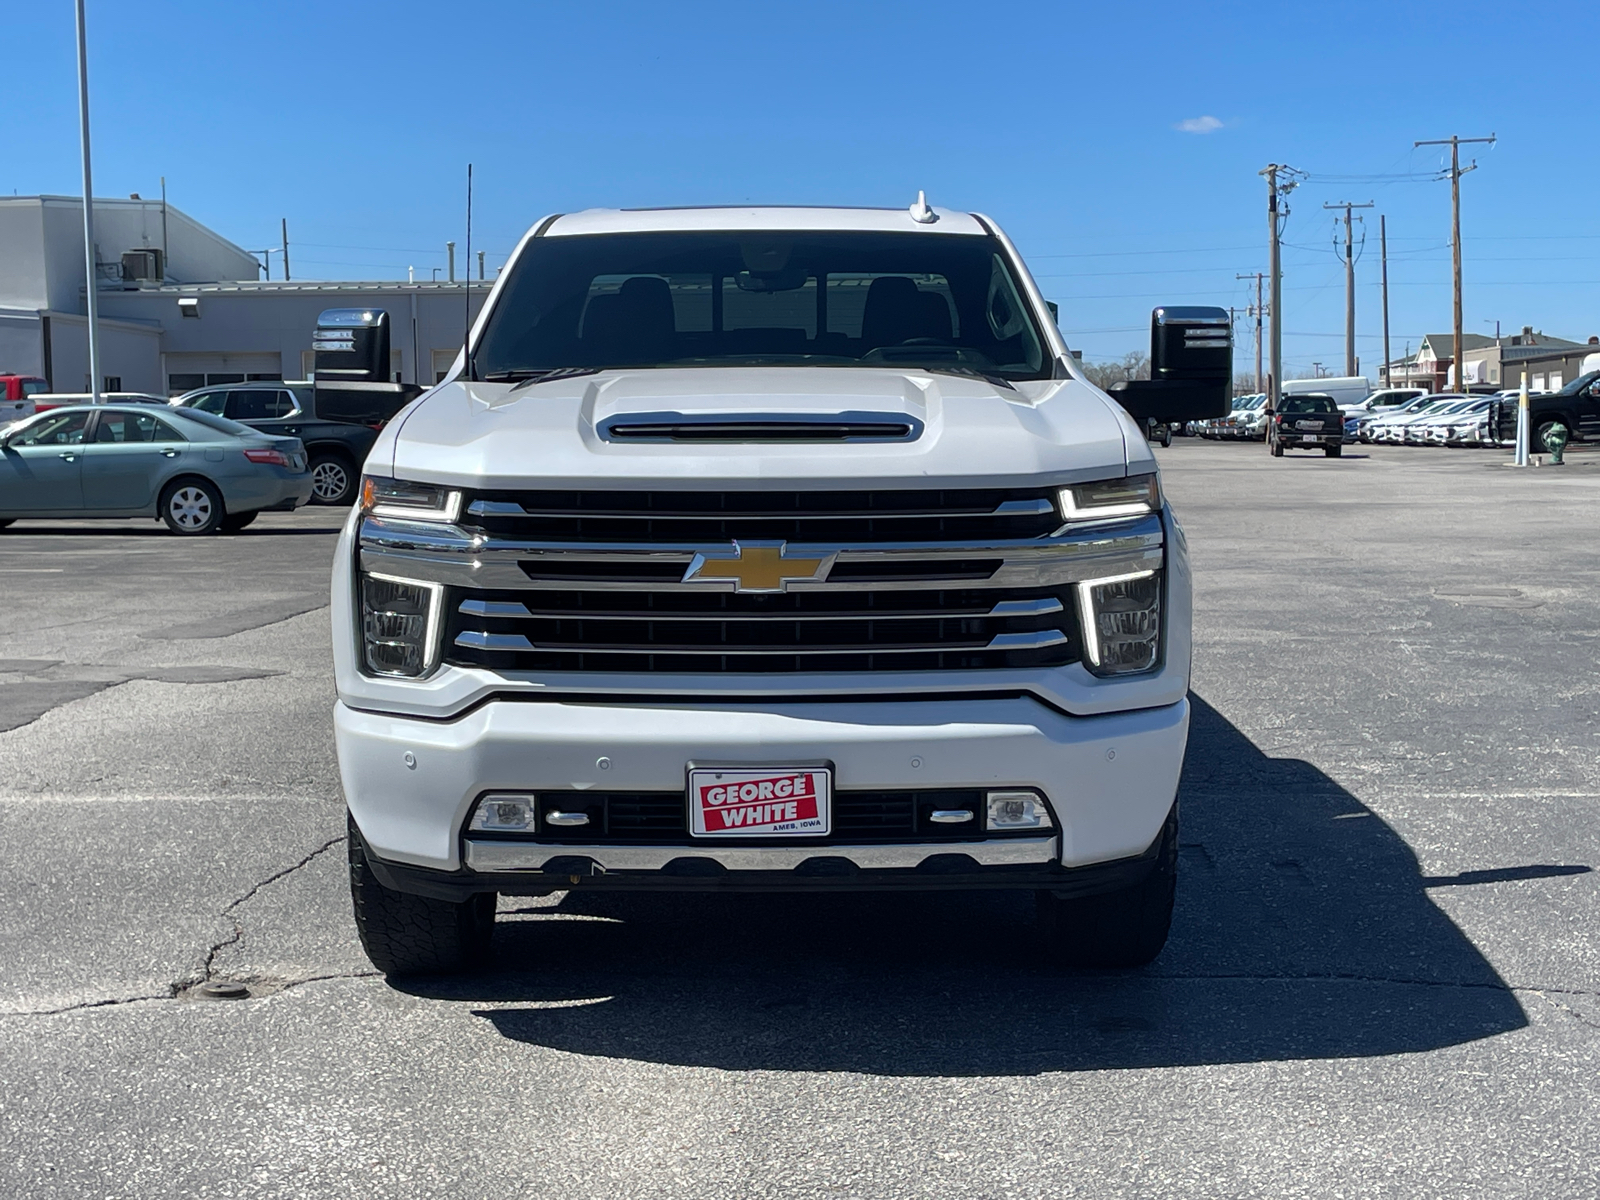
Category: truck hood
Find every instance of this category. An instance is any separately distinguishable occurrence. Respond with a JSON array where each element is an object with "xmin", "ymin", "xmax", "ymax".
[{"xmin": 382, "ymin": 367, "xmax": 1143, "ymax": 490}]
